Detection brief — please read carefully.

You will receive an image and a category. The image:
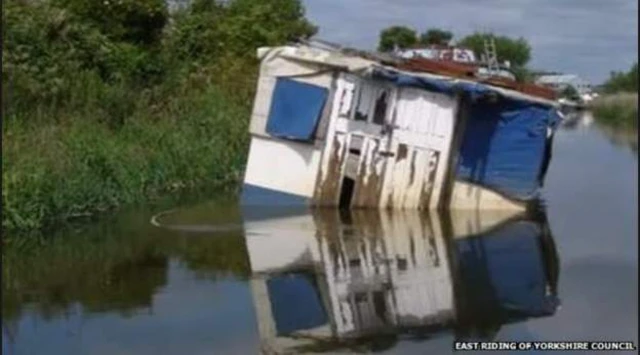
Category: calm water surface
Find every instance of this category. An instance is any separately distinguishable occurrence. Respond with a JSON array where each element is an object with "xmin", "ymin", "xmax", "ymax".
[{"xmin": 2, "ymin": 121, "xmax": 637, "ymax": 355}]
